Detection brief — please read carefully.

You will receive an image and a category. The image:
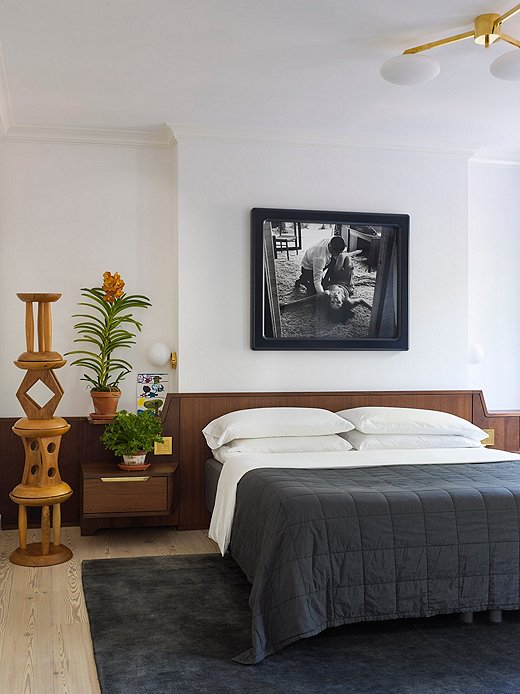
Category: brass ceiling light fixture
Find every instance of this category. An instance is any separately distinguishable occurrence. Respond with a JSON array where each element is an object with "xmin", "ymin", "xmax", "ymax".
[{"xmin": 381, "ymin": 3, "xmax": 520, "ymax": 84}]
